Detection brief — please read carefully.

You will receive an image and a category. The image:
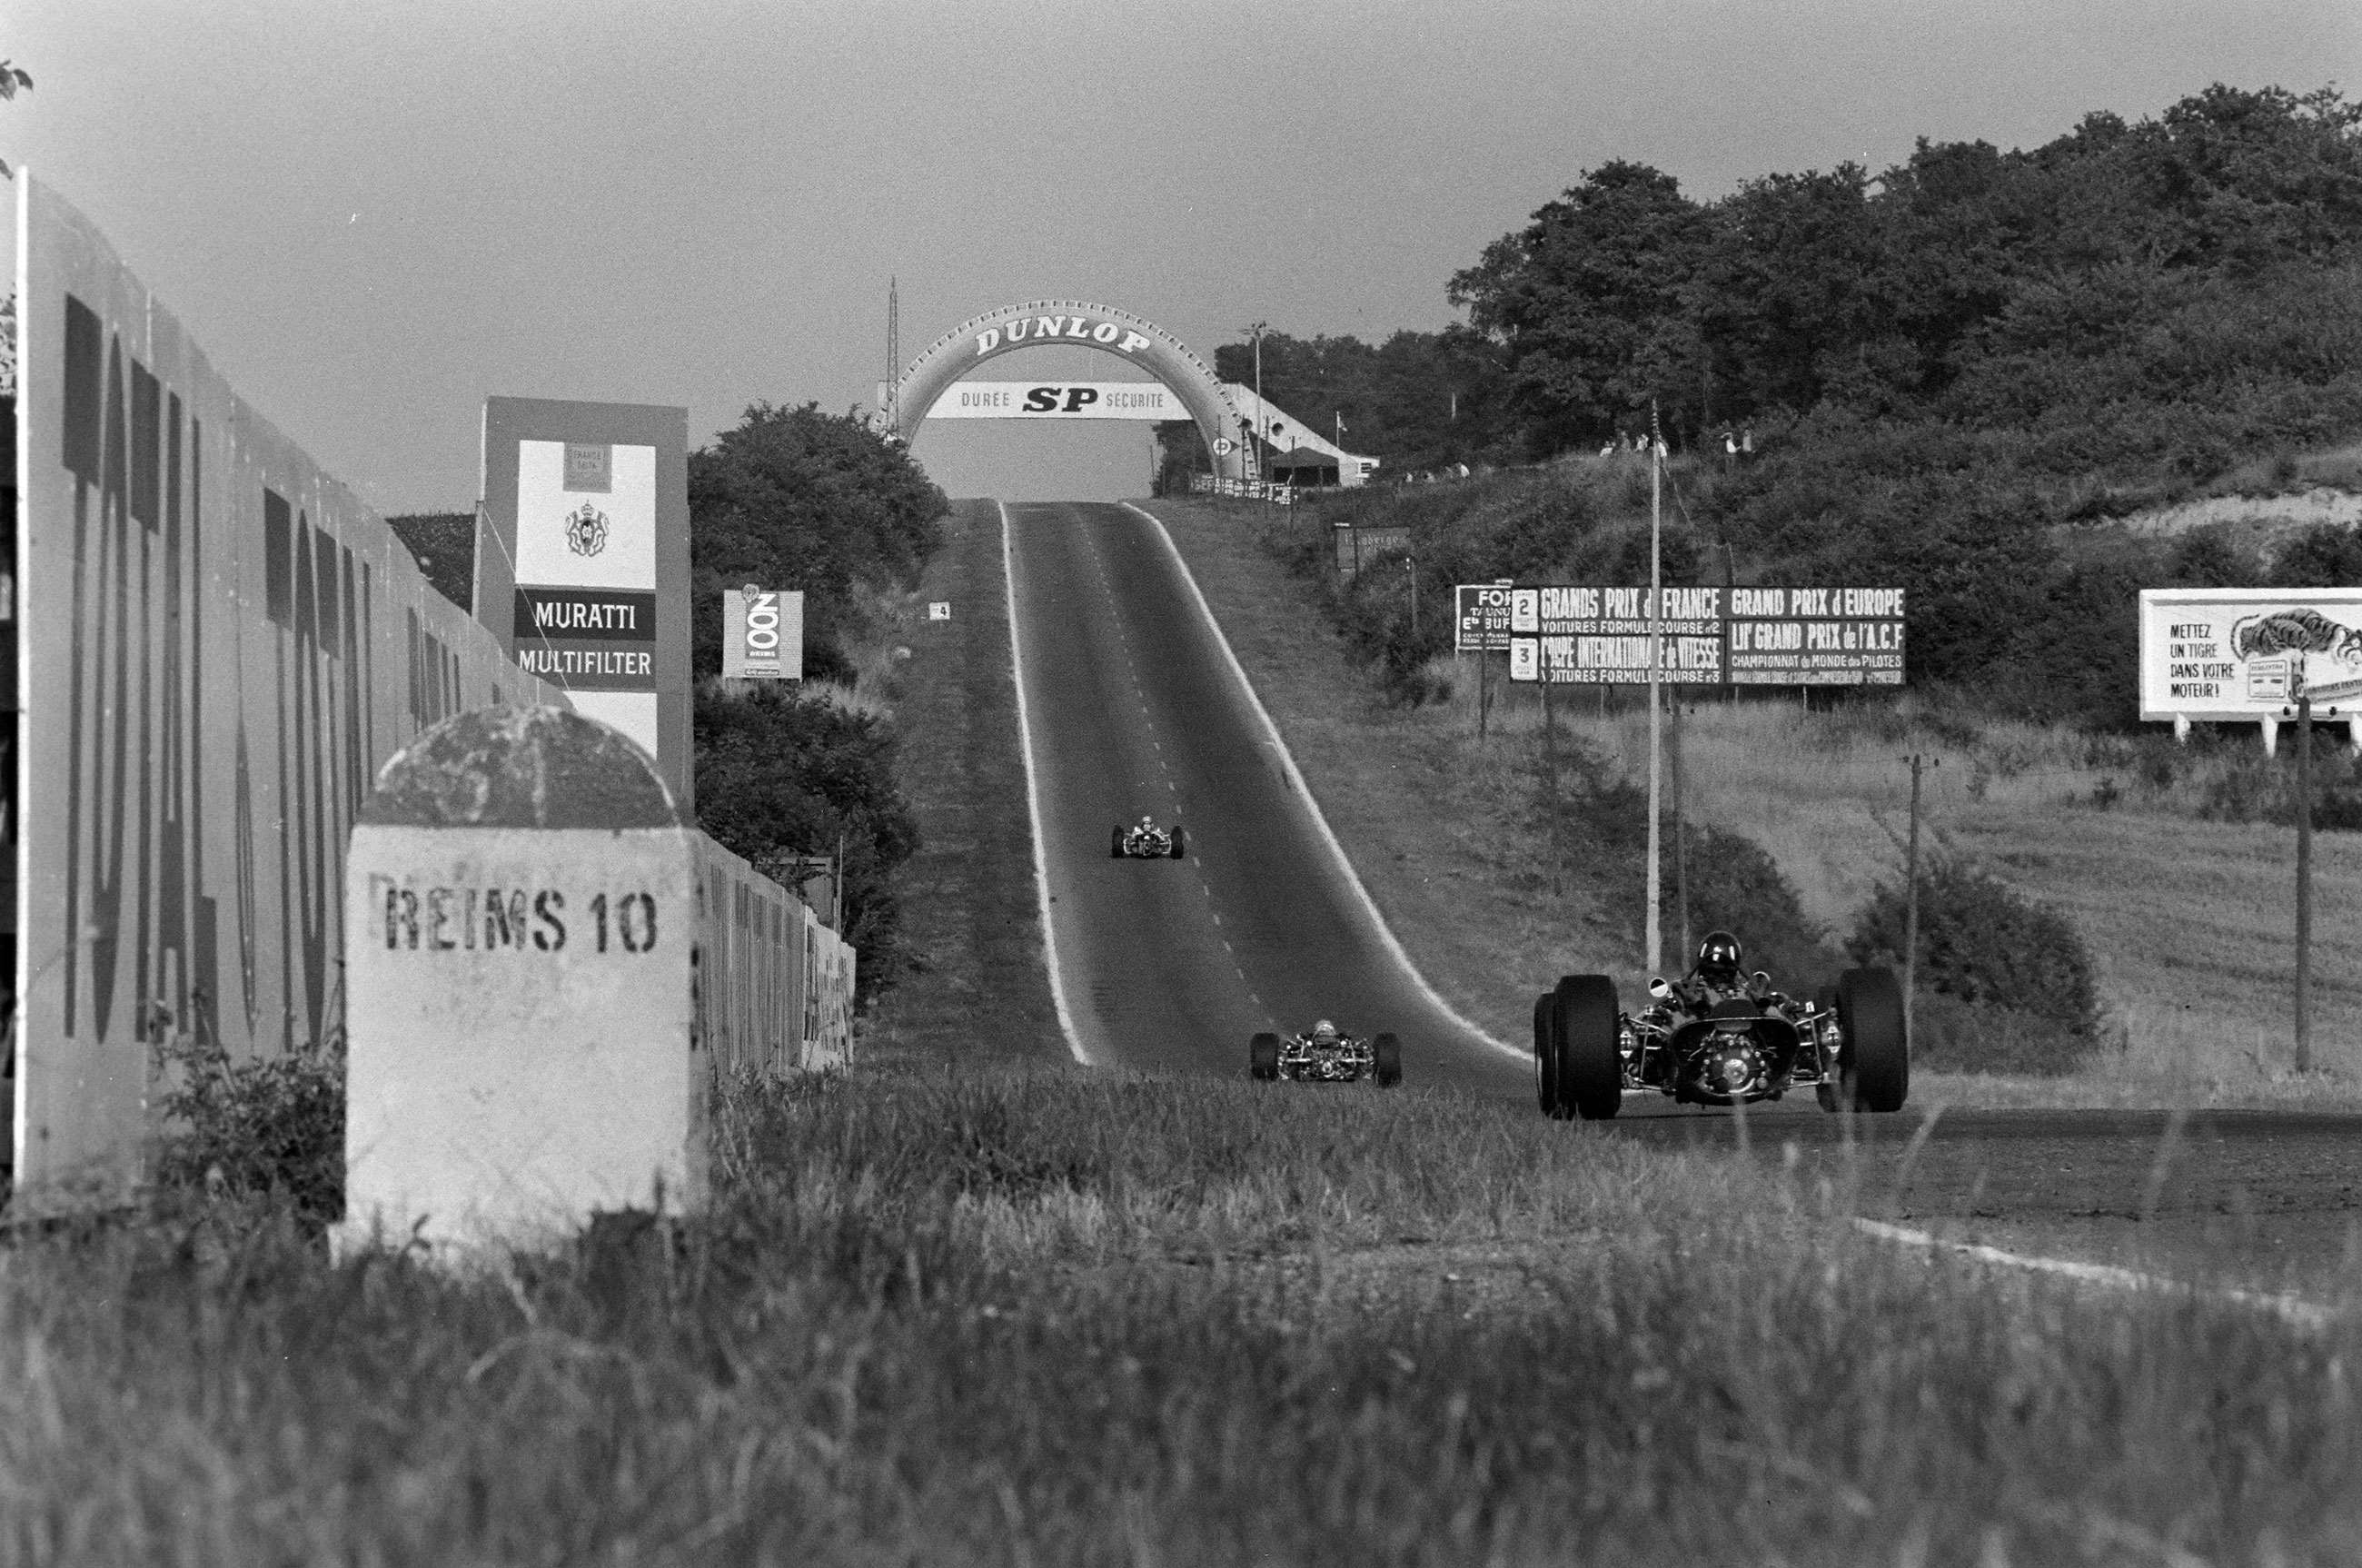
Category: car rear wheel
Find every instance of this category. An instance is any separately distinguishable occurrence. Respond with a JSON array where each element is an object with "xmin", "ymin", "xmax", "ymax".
[
  {"xmin": 1110, "ymin": 828, "xmax": 1125, "ymax": 858},
  {"xmin": 1249, "ymin": 1032, "xmax": 1281, "ymax": 1081},
  {"xmin": 1374, "ymin": 1032, "xmax": 1402, "ymax": 1087},
  {"xmin": 1533, "ymin": 992, "xmax": 1560, "ymax": 1114},
  {"xmin": 1550, "ymin": 975, "xmax": 1622, "ymax": 1120},
  {"xmin": 1169, "ymin": 825, "xmax": 1186, "ymax": 859},
  {"xmin": 1837, "ymin": 967, "xmax": 1909, "ymax": 1112}
]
